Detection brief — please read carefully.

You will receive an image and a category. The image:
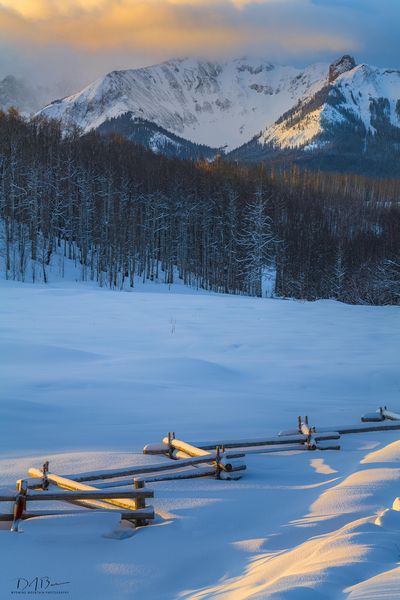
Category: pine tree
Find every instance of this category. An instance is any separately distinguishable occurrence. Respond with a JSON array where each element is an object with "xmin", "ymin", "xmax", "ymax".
[{"xmin": 237, "ymin": 189, "xmax": 277, "ymax": 297}]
